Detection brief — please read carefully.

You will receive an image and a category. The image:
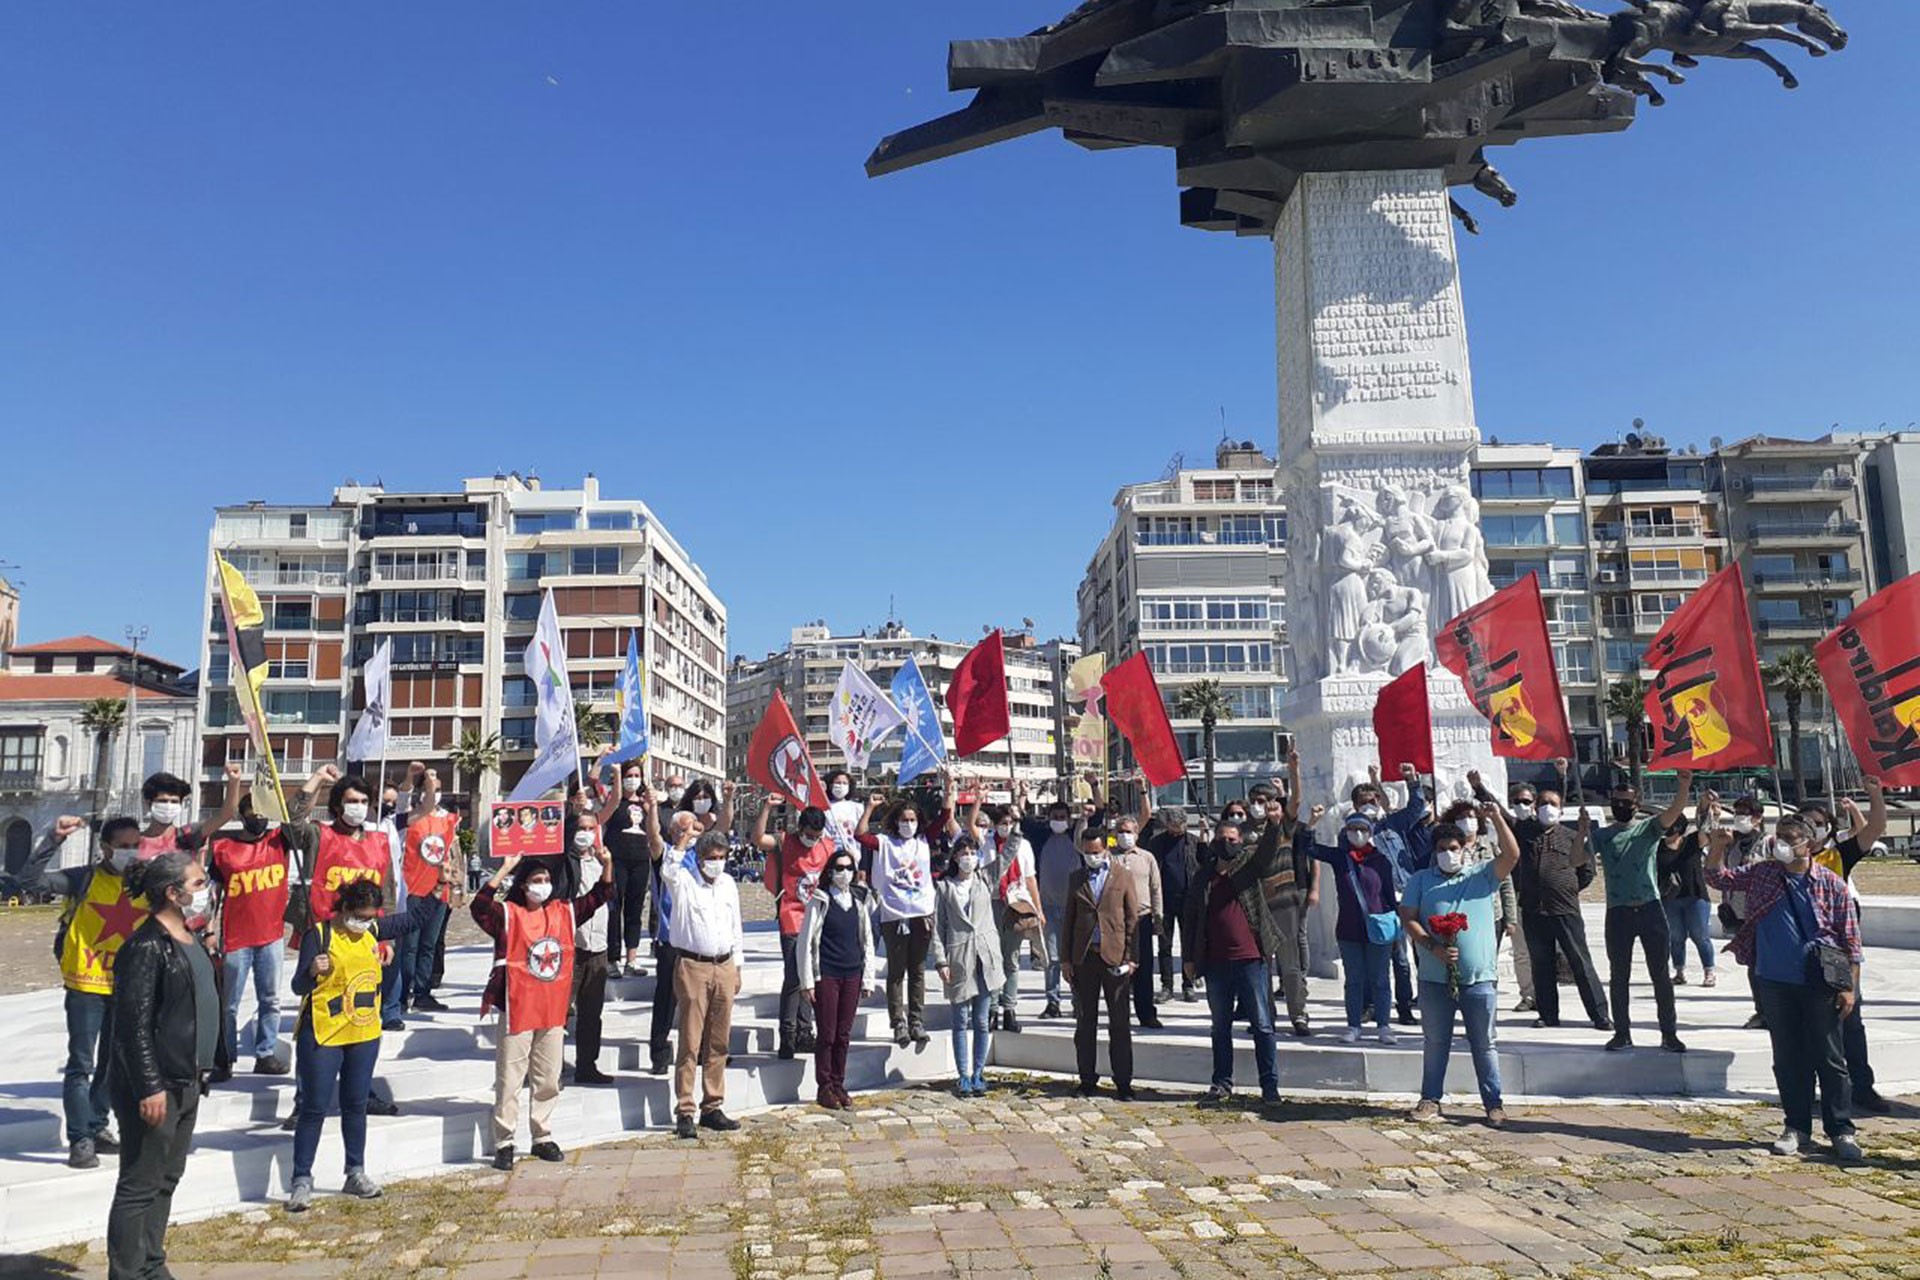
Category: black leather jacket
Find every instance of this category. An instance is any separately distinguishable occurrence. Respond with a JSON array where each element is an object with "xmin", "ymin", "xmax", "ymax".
[{"xmin": 110, "ymin": 919, "xmax": 209, "ymax": 1099}]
